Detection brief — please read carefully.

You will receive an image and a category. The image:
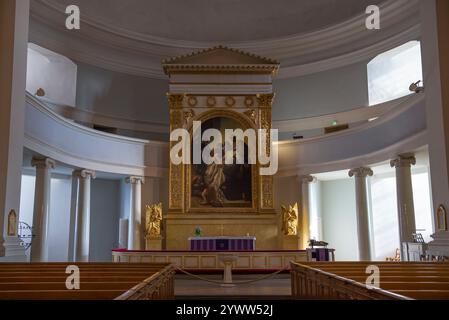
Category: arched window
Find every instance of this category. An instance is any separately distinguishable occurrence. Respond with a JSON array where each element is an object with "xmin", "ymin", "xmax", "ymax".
[
  {"xmin": 367, "ymin": 41, "xmax": 423, "ymax": 106},
  {"xmin": 26, "ymin": 43, "xmax": 77, "ymax": 106}
]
